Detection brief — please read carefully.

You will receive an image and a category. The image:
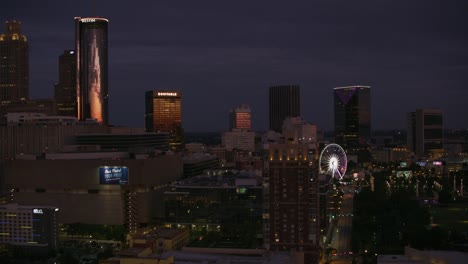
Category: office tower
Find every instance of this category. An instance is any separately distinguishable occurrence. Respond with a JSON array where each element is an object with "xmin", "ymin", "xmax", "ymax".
[
  {"xmin": 75, "ymin": 17, "xmax": 109, "ymax": 124},
  {"xmin": 407, "ymin": 108, "xmax": 443, "ymax": 157},
  {"xmin": 264, "ymin": 144, "xmax": 320, "ymax": 263},
  {"xmin": 334, "ymin": 85, "xmax": 371, "ymax": 153},
  {"xmin": 229, "ymin": 104, "xmax": 251, "ymax": 131},
  {"xmin": 145, "ymin": 91, "xmax": 183, "ymax": 150},
  {"xmin": 0, "ymin": 20, "xmax": 29, "ymax": 103},
  {"xmin": 54, "ymin": 50, "xmax": 77, "ymax": 116},
  {"xmin": 269, "ymin": 85, "xmax": 300, "ymax": 133}
]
